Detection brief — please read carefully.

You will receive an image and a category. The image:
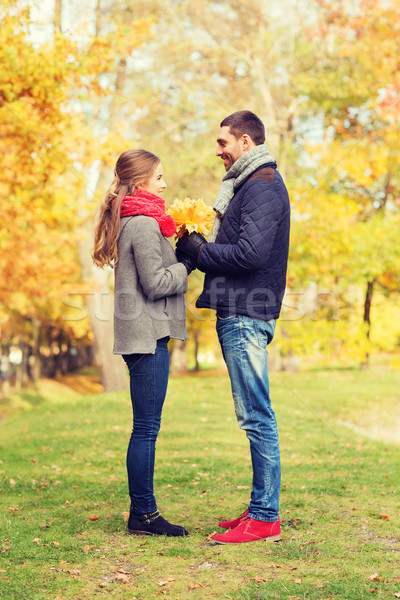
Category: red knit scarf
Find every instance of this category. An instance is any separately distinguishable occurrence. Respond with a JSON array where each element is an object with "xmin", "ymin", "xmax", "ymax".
[{"xmin": 119, "ymin": 190, "xmax": 176, "ymax": 238}]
